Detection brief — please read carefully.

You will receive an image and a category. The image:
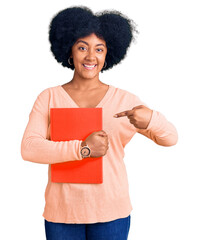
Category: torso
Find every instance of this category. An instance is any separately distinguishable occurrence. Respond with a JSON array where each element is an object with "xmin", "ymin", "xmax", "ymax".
[{"xmin": 61, "ymin": 83, "xmax": 109, "ymax": 108}]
